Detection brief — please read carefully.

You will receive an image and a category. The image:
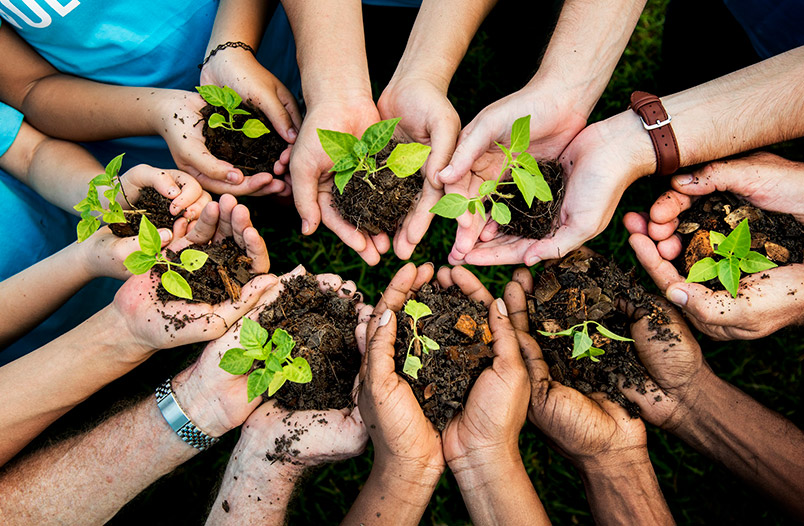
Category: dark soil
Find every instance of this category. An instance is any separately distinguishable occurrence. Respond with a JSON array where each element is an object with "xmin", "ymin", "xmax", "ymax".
[
  {"xmin": 109, "ymin": 186, "xmax": 175, "ymax": 237},
  {"xmin": 200, "ymin": 102, "xmax": 288, "ymax": 177},
  {"xmin": 674, "ymin": 192, "xmax": 804, "ymax": 291},
  {"xmin": 258, "ymin": 274, "xmax": 360, "ymax": 411},
  {"xmin": 496, "ymin": 160, "xmax": 564, "ymax": 238},
  {"xmin": 394, "ymin": 282, "xmax": 494, "ymax": 430},
  {"xmin": 332, "ymin": 139, "xmax": 423, "ymax": 236},
  {"xmin": 155, "ymin": 237, "xmax": 253, "ymax": 304},
  {"xmin": 527, "ymin": 250, "xmax": 675, "ymax": 417}
]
